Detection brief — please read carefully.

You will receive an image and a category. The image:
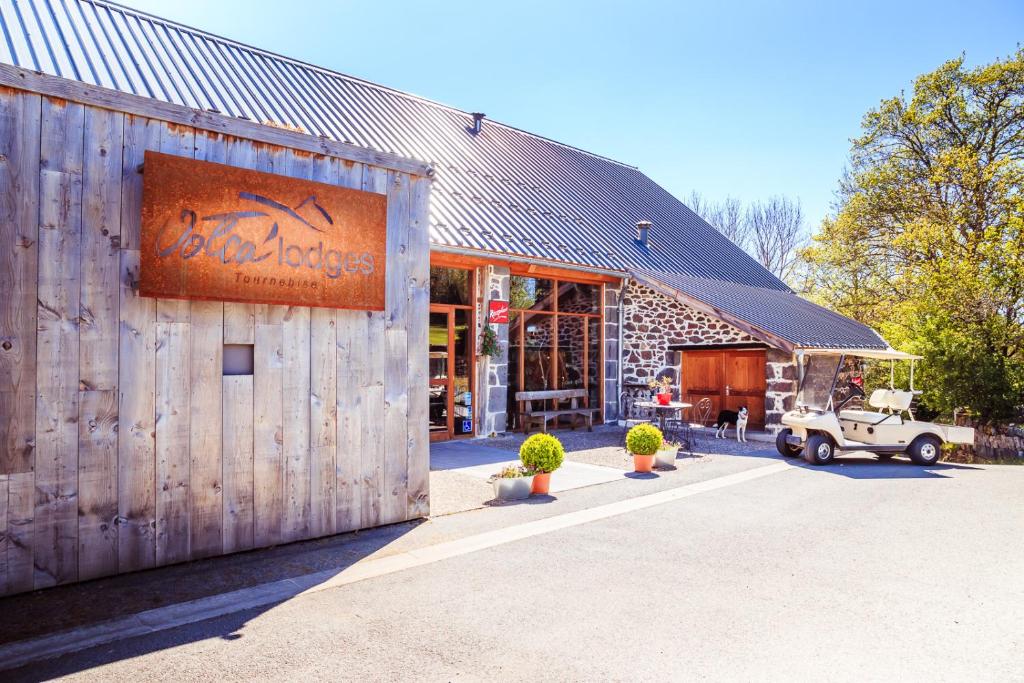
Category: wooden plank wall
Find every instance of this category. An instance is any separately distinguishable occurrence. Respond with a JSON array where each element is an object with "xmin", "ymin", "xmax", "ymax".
[{"xmin": 0, "ymin": 86, "xmax": 431, "ymax": 597}]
